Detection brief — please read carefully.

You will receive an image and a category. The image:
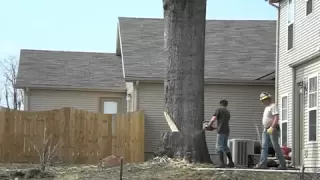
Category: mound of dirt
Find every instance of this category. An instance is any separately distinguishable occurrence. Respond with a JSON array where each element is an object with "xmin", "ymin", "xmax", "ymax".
[{"xmin": 8, "ymin": 168, "xmax": 55, "ymax": 179}]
